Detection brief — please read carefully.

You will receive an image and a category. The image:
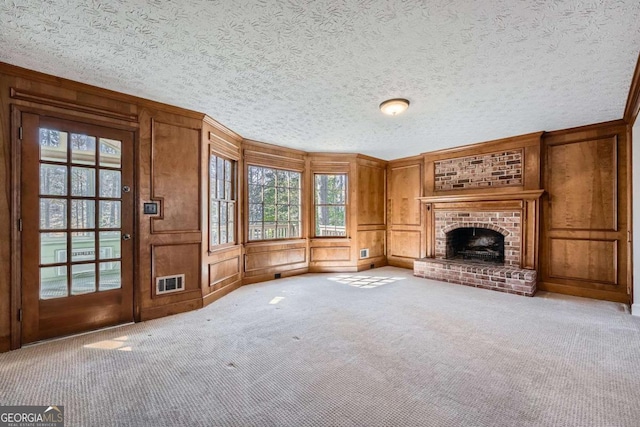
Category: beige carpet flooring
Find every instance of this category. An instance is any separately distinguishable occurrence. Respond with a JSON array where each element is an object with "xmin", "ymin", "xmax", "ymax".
[{"xmin": 1, "ymin": 266, "xmax": 640, "ymax": 426}]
